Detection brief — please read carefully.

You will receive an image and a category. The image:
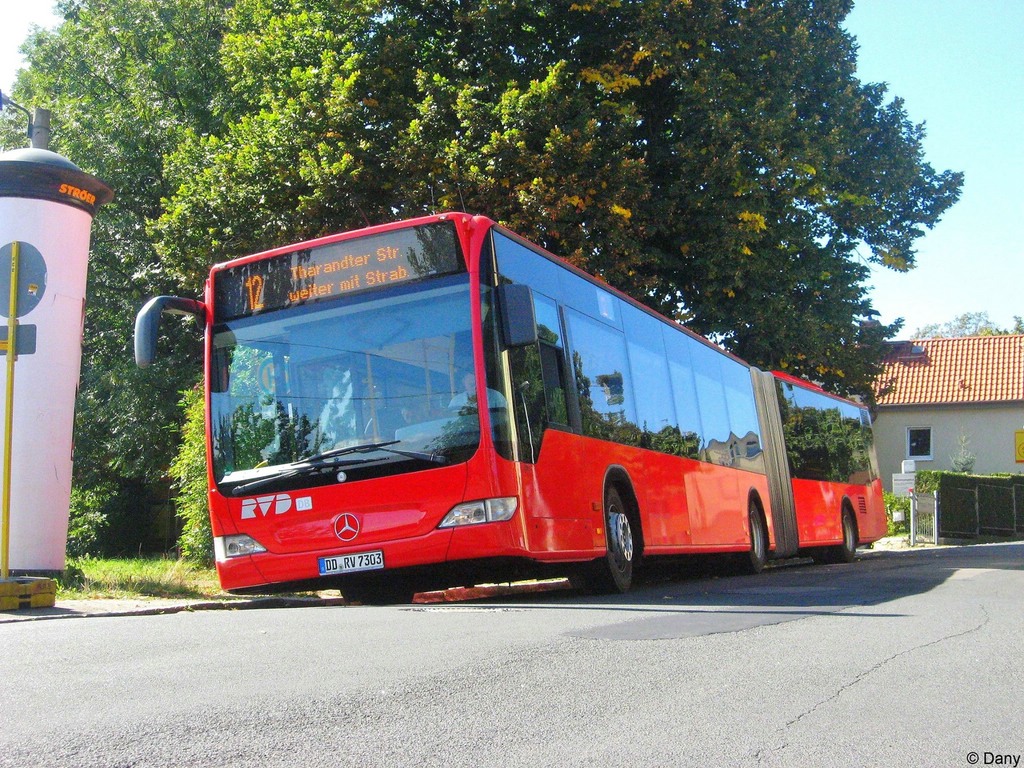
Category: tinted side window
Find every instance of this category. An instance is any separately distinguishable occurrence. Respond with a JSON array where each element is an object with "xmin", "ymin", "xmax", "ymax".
[
  {"xmin": 493, "ymin": 232, "xmax": 562, "ymax": 292},
  {"xmin": 558, "ymin": 264, "xmax": 622, "ymax": 329},
  {"xmin": 720, "ymin": 357, "xmax": 764, "ymax": 473},
  {"xmin": 535, "ymin": 294, "xmax": 570, "ymax": 427},
  {"xmin": 493, "ymin": 230, "xmax": 619, "ymax": 329},
  {"xmin": 860, "ymin": 408, "xmax": 879, "ymax": 481},
  {"xmin": 480, "ymin": 239, "xmax": 515, "ymax": 460},
  {"xmin": 777, "ymin": 381, "xmax": 873, "ymax": 483},
  {"xmin": 534, "ymin": 293, "xmax": 562, "ymax": 347},
  {"xmin": 662, "ymin": 328, "xmax": 703, "ymax": 460},
  {"xmin": 689, "ymin": 342, "xmax": 733, "ymax": 465},
  {"xmin": 623, "ymin": 305, "xmax": 680, "ymax": 454},
  {"xmin": 565, "ymin": 308, "xmax": 639, "ymax": 445},
  {"xmin": 506, "ymin": 343, "xmax": 544, "ymax": 462},
  {"xmin": 494, "ymin": 232, "xmax": 572, "ymax": 462}
]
